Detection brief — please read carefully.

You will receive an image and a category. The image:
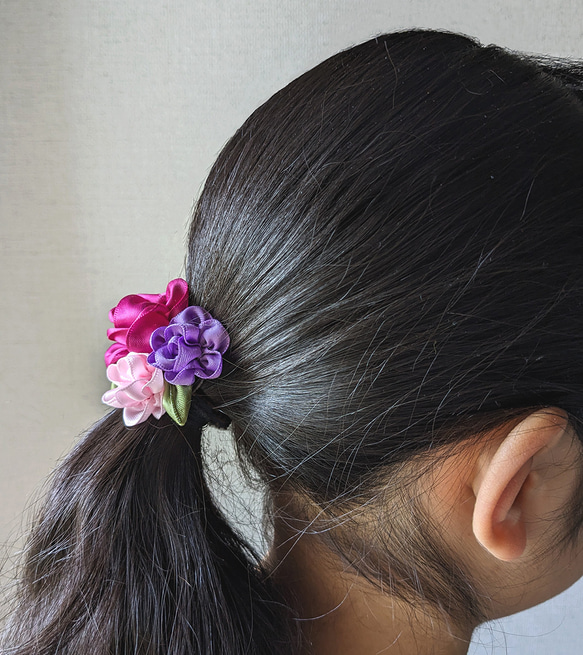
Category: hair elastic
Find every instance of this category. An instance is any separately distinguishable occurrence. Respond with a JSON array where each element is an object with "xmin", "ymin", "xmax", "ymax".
[{"xmin": 102, "ymin": 278, "xmax": 229, "ymax": 427}]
